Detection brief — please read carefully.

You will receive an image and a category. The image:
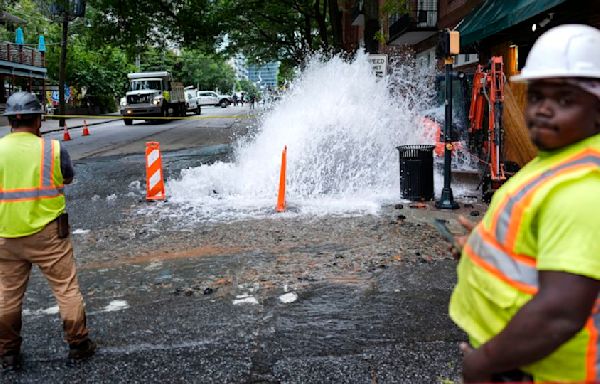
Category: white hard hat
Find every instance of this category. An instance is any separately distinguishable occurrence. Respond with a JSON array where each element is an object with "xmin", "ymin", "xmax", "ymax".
[
  {"xmin": 511, "ymin": 24, "xmax": 600, "ymax": 82},
  {"xmin": 4, "ymin": 91, "xmax": 44, "ymax": 117}
]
